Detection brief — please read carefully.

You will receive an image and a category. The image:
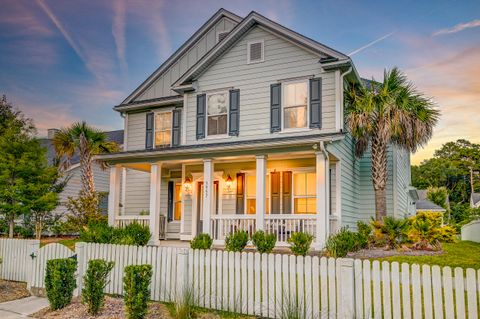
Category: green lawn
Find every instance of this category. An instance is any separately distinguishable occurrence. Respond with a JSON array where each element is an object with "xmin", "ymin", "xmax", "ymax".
[
  {"xmin": 40, "ymin": 237, "xmax": 80, "ymax": 250},
  {"xmin": 373, "ymin": 241, "xmax": 480, "ymax": 269}
]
